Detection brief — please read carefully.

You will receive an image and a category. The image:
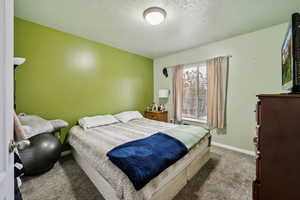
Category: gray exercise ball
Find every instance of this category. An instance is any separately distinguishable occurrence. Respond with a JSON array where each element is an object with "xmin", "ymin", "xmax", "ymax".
[{"xmin": 19, "ymin": 133, "xmax": 62, "ymax": 176}]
